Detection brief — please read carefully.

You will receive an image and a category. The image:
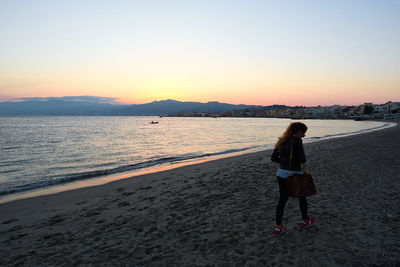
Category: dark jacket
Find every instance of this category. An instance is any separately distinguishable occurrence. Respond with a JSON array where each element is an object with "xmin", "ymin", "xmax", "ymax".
[{"xmin": 271, "ymin": 136, "xmax": 306, "ymax": 171}]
